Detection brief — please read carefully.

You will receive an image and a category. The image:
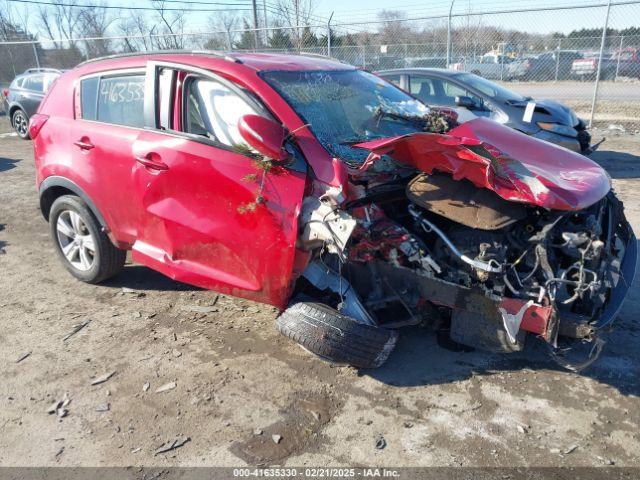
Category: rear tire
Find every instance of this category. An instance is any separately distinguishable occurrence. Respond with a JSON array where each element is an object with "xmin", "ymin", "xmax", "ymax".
[
  {"xmin": 49, "ymin": 195, "xmax": 126, "ymax": 284},
  {"xmin": 276, "ymin": 300, "xmax": 399, "ymax": 369},
  {"xmin": 12, "ymin": 109, "xmax": 30, "ymax": 140}
]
